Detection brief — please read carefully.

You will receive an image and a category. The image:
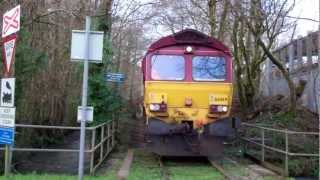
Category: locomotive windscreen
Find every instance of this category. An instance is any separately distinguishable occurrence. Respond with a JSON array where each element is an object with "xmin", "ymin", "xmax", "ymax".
[
  {"xmin": 192, "ymin": 56, "xmax": 226, "ymax": 81},
  {"xmin": 151, "ymin": 55, "xmax": 185, "ymax": 80}
]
